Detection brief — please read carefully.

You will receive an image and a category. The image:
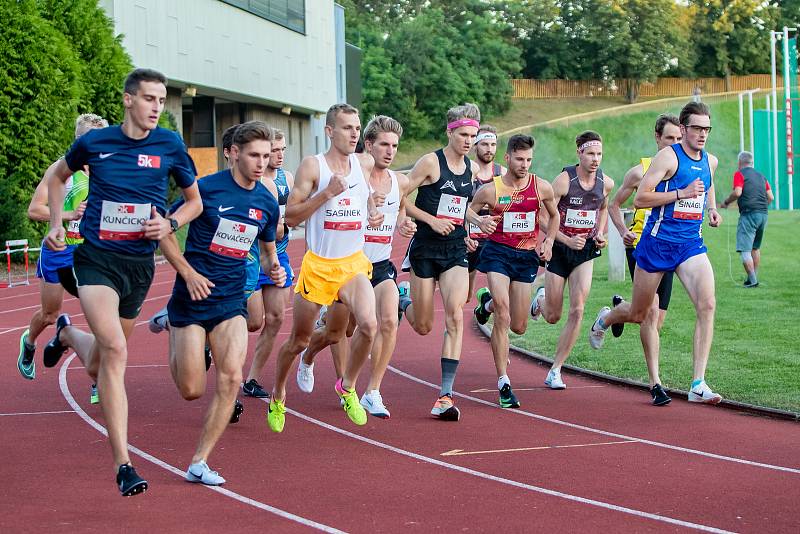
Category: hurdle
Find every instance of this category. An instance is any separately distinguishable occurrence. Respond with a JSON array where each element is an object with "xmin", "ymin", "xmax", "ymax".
[{"xmin": 4, "ymin": 239, "xmax": 36, "ymax": 288}]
